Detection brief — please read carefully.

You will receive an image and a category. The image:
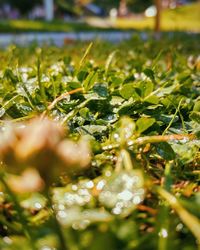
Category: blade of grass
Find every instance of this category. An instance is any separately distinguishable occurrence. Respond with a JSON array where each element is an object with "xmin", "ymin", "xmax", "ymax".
[
  {"xmin": 162, "ymin": 98, "xmax": 183, "ymax": 135},
  {"xmin": 37, "ymin": 49, "xmax": 47, "ymax": 109},
  {"xmin": 157, "ymin": 187, "xmax": 200, "ymax": 245},
  {"xmin": 105, "ymin": 50, "xmax": 118, "ymax": 76},
  {"xmin": 152, "ymin": 50, "xmax": 164, "ymax": 69},
  {"xmin": 78, "ymin": 42, "xmax": 93, "ymax": 71}
]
